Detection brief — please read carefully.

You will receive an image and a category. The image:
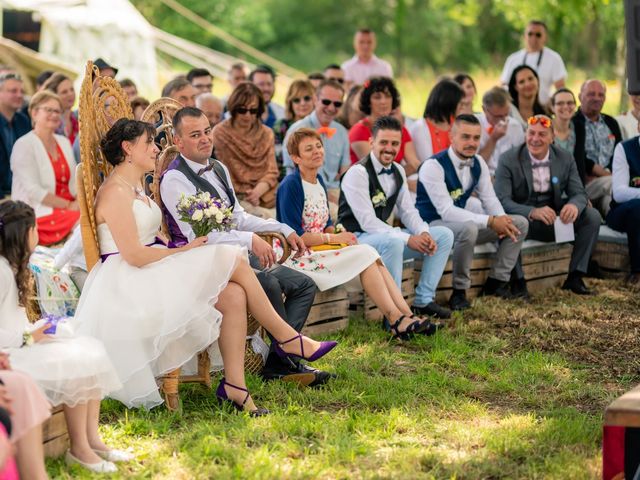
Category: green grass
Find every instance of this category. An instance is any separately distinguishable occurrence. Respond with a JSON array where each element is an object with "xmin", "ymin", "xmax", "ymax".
[{"xmin": 46, "ymin": 278, "xmax": 639, "ymax": 479}]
